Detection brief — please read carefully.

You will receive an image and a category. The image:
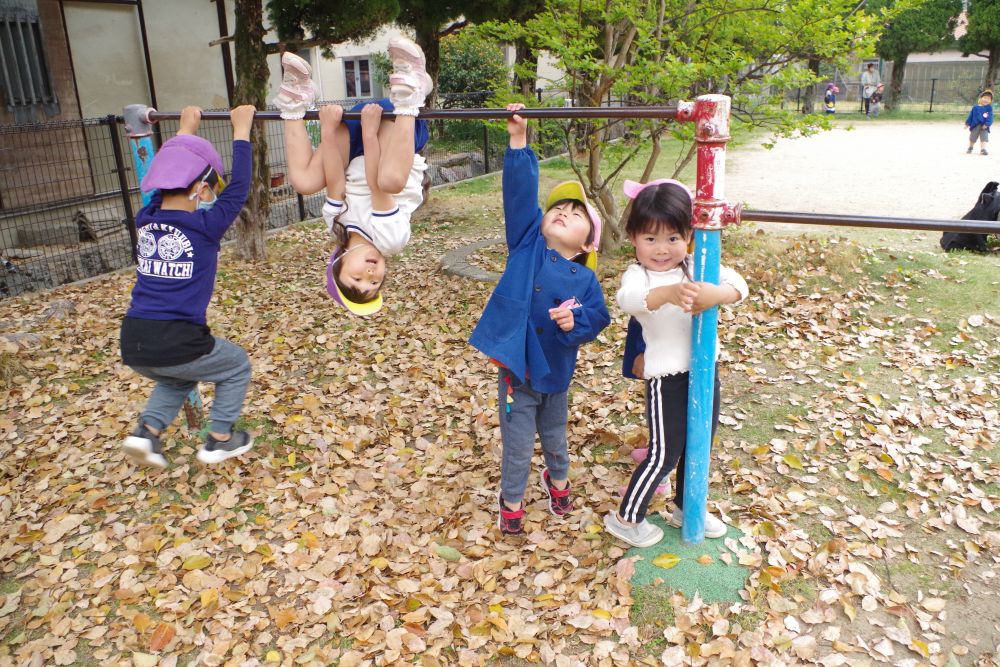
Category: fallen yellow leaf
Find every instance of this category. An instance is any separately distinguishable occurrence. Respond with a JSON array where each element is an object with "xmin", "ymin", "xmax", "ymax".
[
  {"xmin": 182, "ymin": 554, "xmax": 212, "ymax": 571},
  {"xmin": 652, "ymin": 553, "xmax": 681, "ymax": 569}
]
